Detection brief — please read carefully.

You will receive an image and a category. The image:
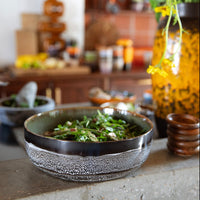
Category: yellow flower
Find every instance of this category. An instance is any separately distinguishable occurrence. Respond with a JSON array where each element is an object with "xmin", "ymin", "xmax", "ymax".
[
  {"xmin": 147, "ymin": 58, "xmax": 176, "ymax": 77},
  {"xmin": 147, "ymin": 65, "xmax": 168, "ymax": 78},
  {"xmin": 155, "ymin": 6, "xmax": 176, "ymax": 17},
  {"xmin": 159, "ymin": 69, "xmax": 168, "ymax": 78},
  {"xmin": 162, "ymin": 58, "xmax": 176, "ymax": 69},
  {"xmin": 148, "ymin": 1, "xmax": 183, "ymax": 79},
  {"xmin": 147, "ymin": 65, "xmax": 156, "ymax": 74}
]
